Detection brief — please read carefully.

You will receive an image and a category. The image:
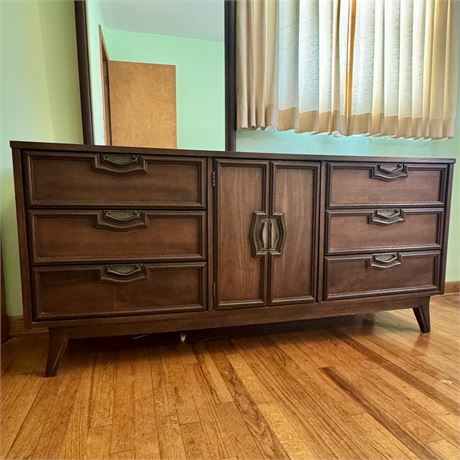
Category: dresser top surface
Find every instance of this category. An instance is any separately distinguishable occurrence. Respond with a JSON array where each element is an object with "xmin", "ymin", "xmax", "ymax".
[{"xmin": 10, "ymin": 140, "xmax": 456, "ymax": 164}]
